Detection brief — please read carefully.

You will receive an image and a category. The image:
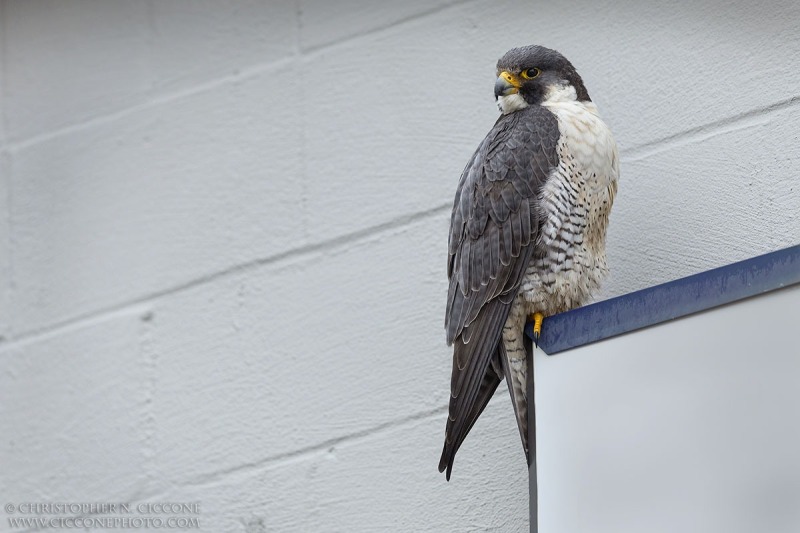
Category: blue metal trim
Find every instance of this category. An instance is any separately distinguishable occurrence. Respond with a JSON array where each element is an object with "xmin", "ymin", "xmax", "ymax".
[{"xmin": 526, "ymin": 244, "xmax": 800, "ymax": 355}]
